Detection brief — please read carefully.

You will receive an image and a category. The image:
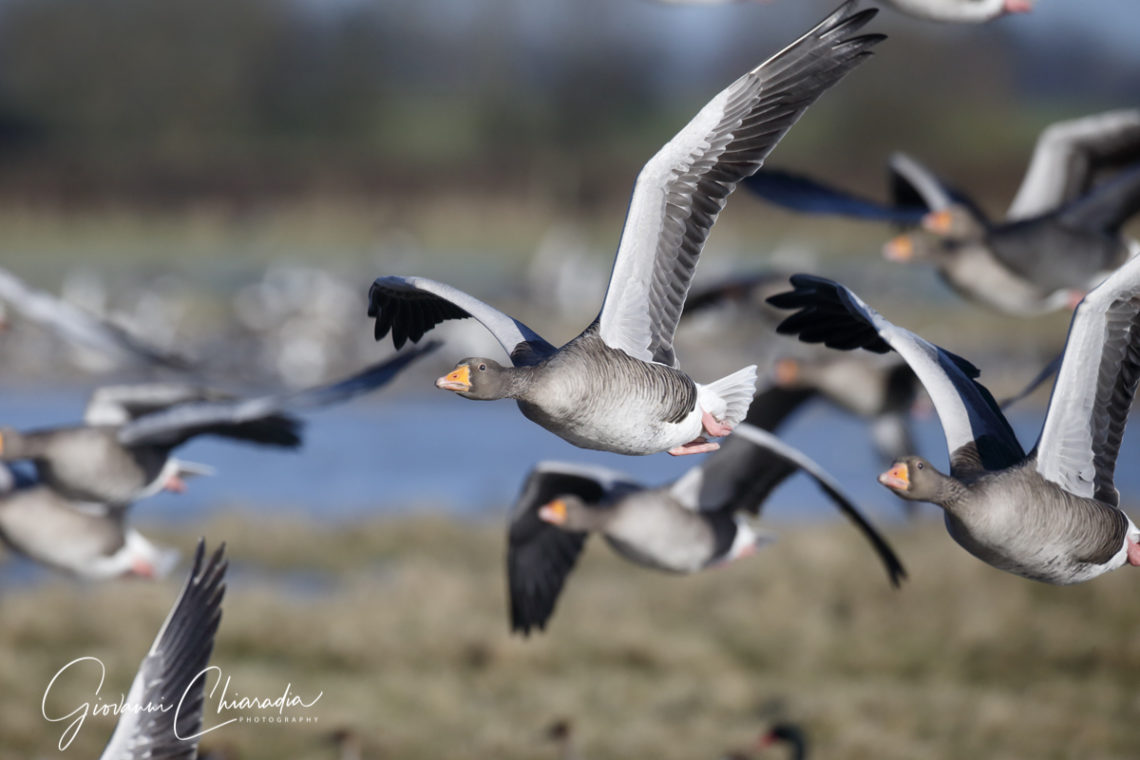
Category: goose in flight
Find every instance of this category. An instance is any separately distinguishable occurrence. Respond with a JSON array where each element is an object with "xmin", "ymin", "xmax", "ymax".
[
  {"xmin": 0, "ymin": 342, "xmax": 437, "ymax": 506},
  {"xmin": 748, "ymin": 110, "xmax": 1140, "ymax": 314},
  {"xmin": 368, "ymin": 2, "xmax": 883, "ymax": 457},
  {"xmin": 507, "ymin": 423, "xmax": 905, "ymax": 634},
  {"xmin": 98, "ymin": 539, "xmax": 226, "ymax": 759},
  {"xmin": 0, "ymin": 461, "xmax": 188, "ymax": 580},
  {"xmin": 768, "ymin": 257, "xmax": 1140, "ymax": 584}
]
